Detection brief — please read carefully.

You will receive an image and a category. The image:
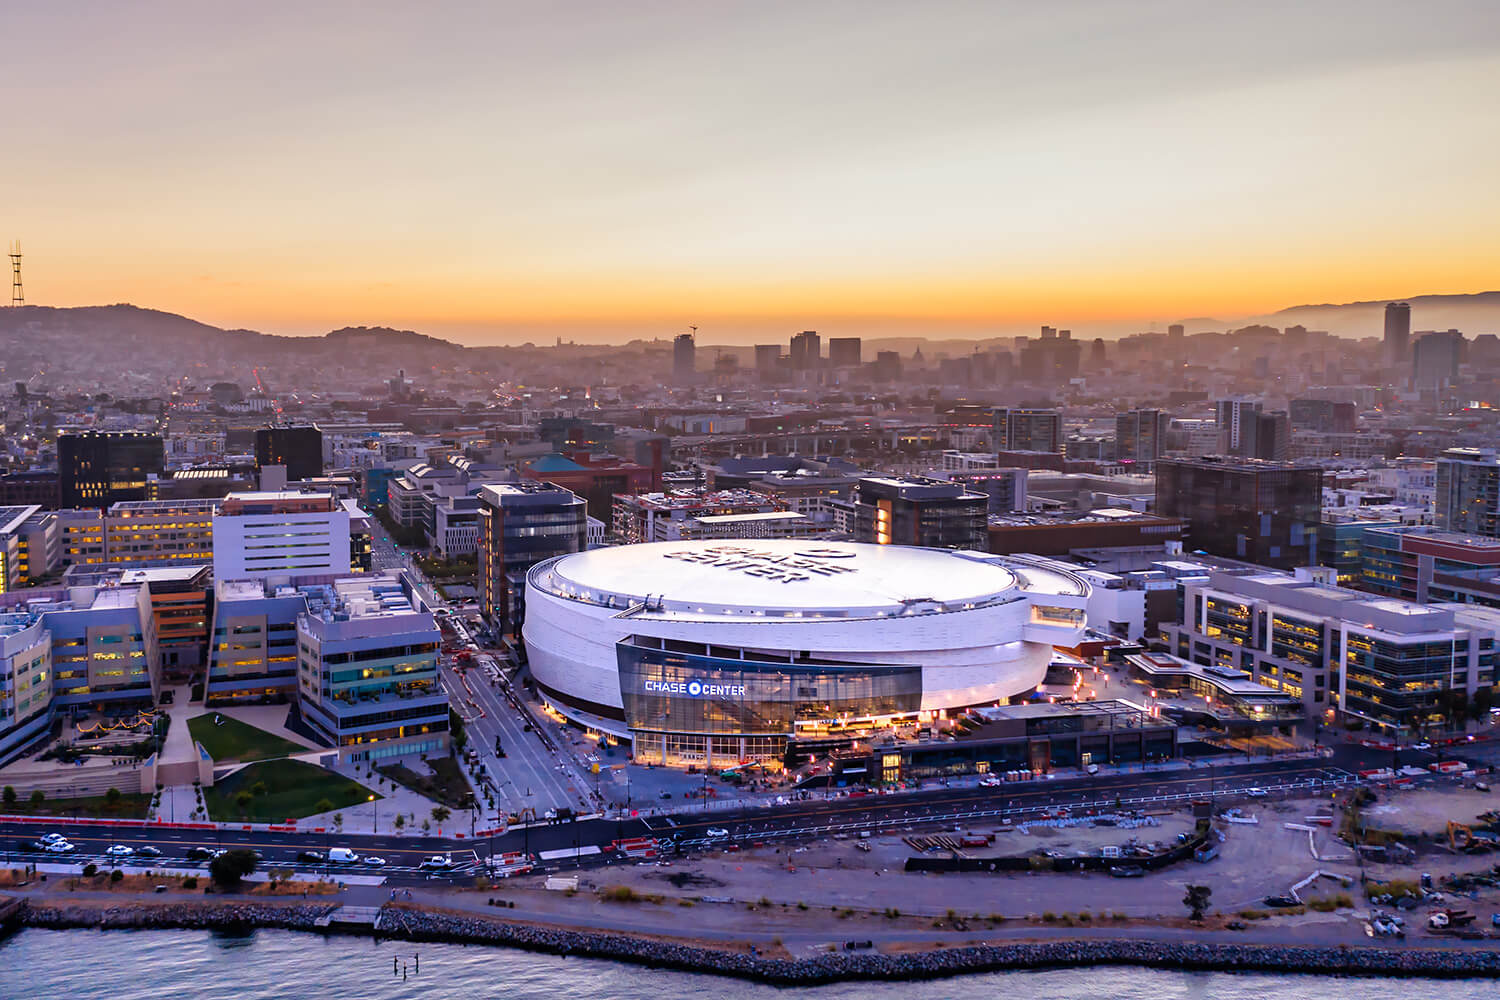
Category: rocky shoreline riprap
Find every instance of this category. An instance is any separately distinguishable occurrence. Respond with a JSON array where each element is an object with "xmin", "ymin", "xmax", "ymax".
[{"xmin": 14, "ymin": 898, "xmax": 1500, "ymax": 984}]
